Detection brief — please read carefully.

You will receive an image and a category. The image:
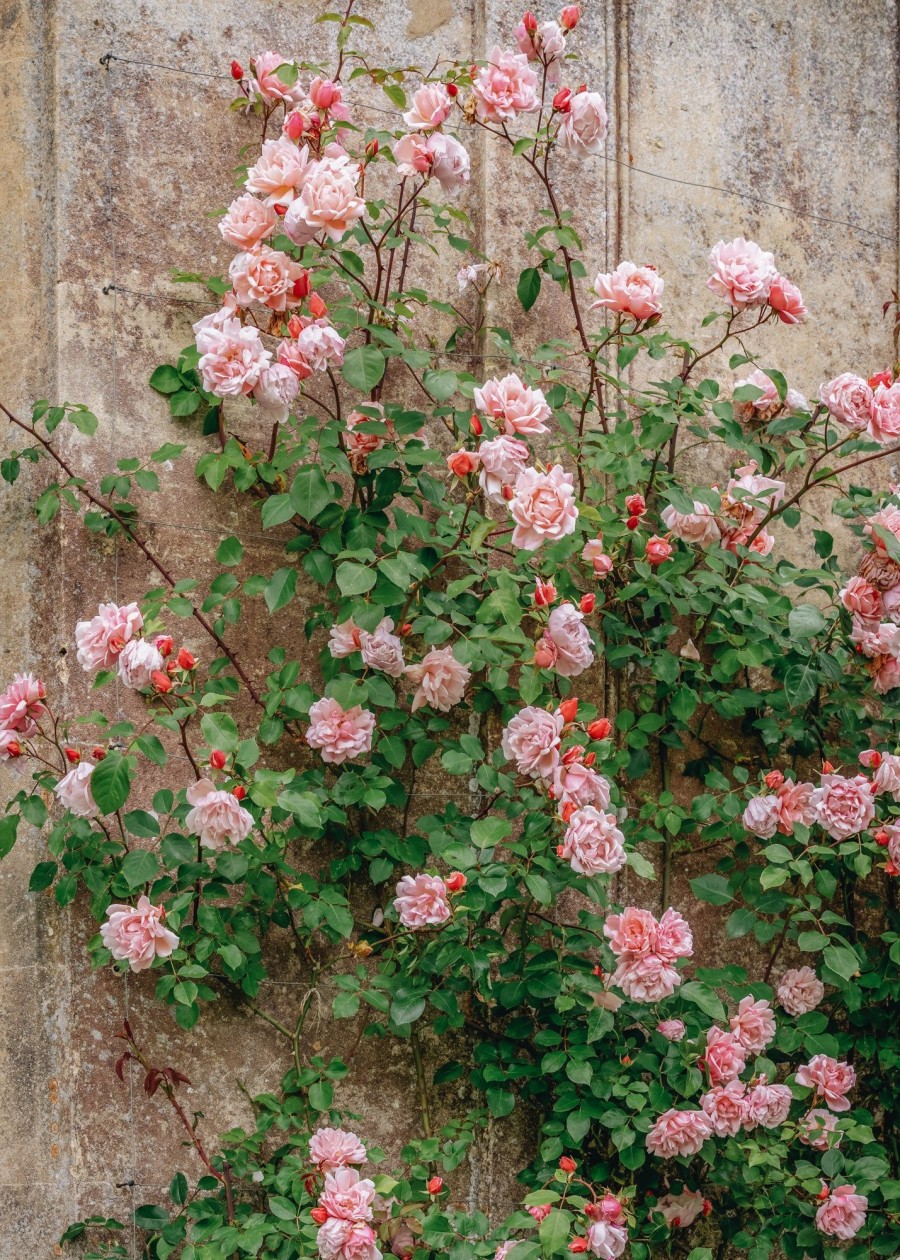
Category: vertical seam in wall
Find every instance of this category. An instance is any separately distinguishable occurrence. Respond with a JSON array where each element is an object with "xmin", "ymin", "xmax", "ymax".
[{"xmin": 896, "ymin": 0, "xmax": 900, "ymax": 310}]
